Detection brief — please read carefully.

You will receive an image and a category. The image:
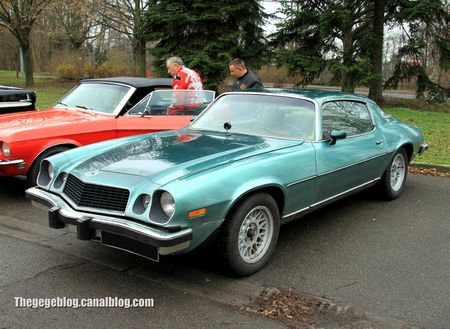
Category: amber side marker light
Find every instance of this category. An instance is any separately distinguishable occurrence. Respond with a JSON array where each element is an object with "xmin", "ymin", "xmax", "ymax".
[{"xmin": 188, "ymin": 208, "xmax": 206, "ymax": 218}]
